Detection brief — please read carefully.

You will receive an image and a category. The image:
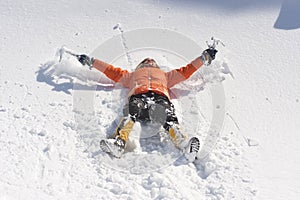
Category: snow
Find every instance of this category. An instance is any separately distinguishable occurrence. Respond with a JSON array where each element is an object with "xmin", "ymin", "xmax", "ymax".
[{"xmin": 1, "ymin": 0, "xmax": 300, "ymax": 199}]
